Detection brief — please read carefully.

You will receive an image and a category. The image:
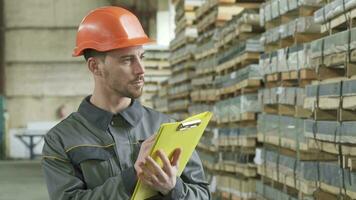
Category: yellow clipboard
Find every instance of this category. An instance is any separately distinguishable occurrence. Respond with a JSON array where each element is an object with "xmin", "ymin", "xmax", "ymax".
[{"xmin": 131, "ymin": 111, "xmax": 212, "ymax": 200}]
